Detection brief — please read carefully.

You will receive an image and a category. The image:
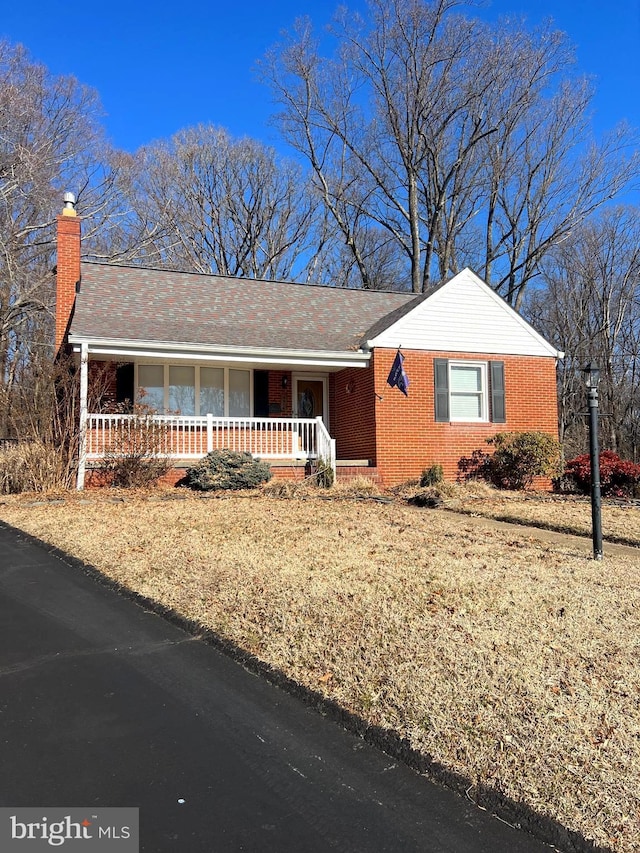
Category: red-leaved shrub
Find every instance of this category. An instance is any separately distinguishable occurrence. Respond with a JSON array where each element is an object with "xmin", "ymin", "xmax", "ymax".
[{"xmin": 562, "ymin": 451, "xmax": 640, "ymax": 497}]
